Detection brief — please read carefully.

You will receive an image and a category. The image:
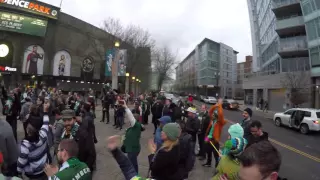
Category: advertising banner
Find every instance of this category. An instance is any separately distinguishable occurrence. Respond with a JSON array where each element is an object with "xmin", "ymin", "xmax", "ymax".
[
  {"xmin": 0, "ymin": 0, "xmax": 60, "ymax": 19},
  {"xmin": 53, "ymin": 50, "xmax": 71, "ymax": 76},
  {"xmin": 117, "ymin": 49, "xmax": 127, "ymax": 76},
  {"xmin": 22, "ymin": 45, "xmax": 44, "ymax": 75},
  {"xmin": 105, "ymin": 49, "xmax": 115, "ymax": 77},
  {"xmin": 0, "ymin": 11, "xmax": 48, "ymax": 37}
]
